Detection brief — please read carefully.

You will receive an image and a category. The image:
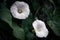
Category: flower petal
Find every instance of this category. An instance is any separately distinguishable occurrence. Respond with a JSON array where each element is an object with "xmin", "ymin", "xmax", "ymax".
[
  {"xmin": 32, "ymin": 19, "xmax": 49, "ymax": 38},
  {"xmin": 10, "ymin": 1, "xmax": 30, "ymax": 19}
]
